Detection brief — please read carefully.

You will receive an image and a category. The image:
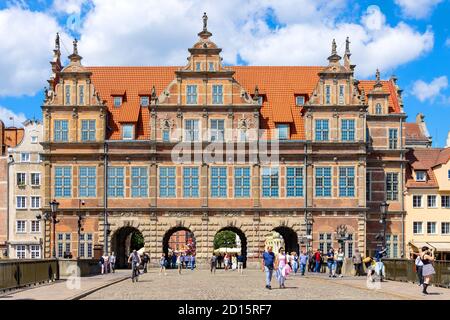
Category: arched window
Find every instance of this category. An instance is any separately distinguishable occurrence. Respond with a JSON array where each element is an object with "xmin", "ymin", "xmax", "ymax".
[{"xmin": 375, "ymin": 103, "xmax": 382, "ymax": 114}]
